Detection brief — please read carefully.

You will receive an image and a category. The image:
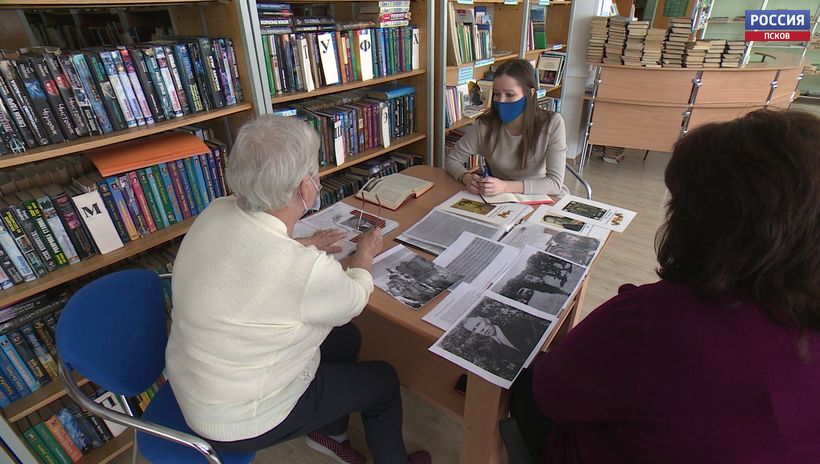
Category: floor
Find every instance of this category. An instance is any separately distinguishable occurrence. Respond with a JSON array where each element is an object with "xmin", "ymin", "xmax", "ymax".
[{"xmin": 118, "ymin": 148, "xmax": 671, "ymax": 464}]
